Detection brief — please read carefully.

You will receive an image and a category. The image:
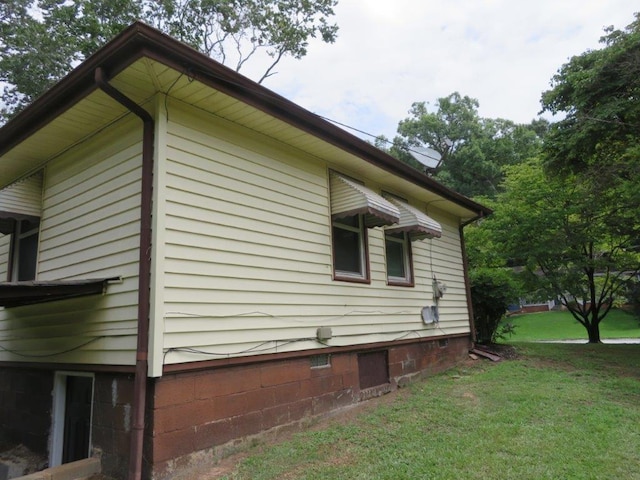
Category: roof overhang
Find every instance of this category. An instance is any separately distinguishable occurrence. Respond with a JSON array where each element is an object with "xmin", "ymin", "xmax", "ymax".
[
  {"xmin": 0, "ymin": 277, "xmax": 121, "ymax": 308},
  {"xmin": 0, "ymin": 22, "xmax": 492, "ymax": 223}
]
